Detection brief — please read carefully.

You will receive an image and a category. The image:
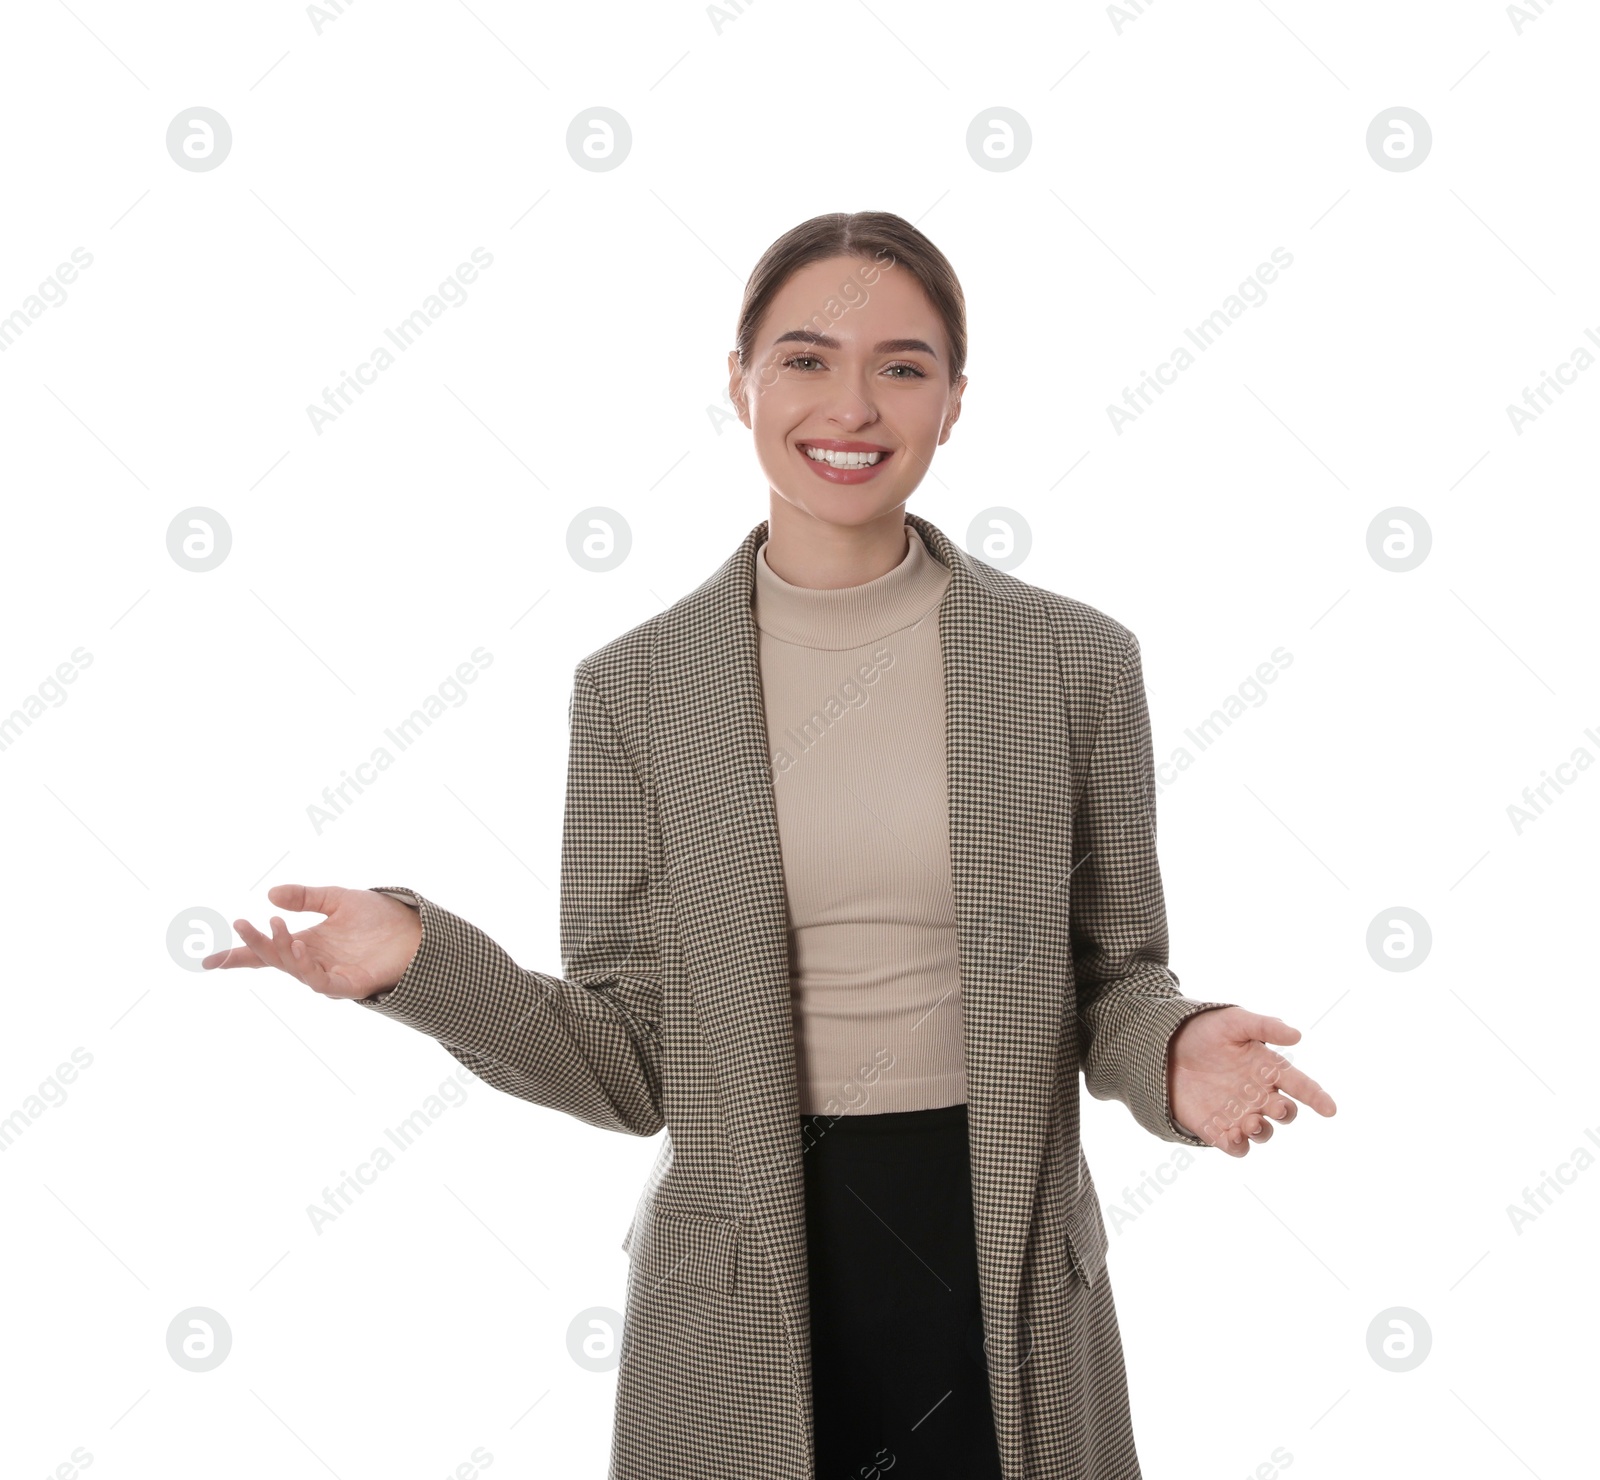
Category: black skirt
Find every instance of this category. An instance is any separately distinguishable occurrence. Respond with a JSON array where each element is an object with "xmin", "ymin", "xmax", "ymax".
[{"xmin": 801, "ymin": 1101, "xmax": 1004, "ymax": 1479}]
